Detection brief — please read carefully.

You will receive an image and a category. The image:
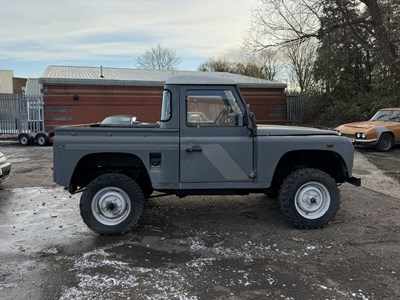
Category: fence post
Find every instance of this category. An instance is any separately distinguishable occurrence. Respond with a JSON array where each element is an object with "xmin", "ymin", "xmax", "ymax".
[{"xmin": 15, "ymin": 94, "xmax": 22, "ymax": 133}]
